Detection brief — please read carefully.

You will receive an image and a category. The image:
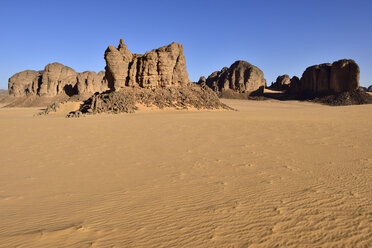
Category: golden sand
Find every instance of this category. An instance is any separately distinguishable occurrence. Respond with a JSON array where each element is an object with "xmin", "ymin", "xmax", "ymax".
[{"xmin": 0, "ymin": 99, "xmax": 371, "ymax": 247}]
